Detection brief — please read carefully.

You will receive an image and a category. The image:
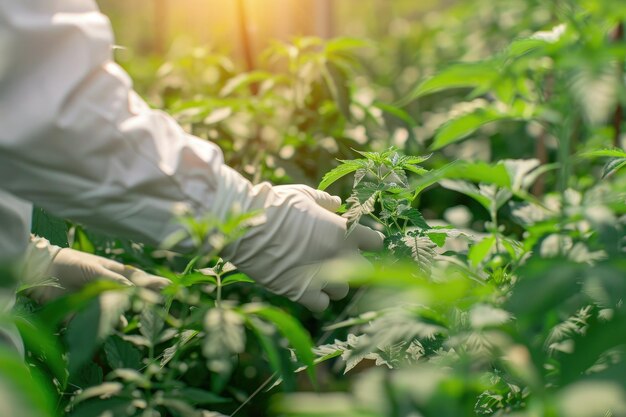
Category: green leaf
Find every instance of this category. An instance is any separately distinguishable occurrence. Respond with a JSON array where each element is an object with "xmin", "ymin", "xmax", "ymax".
[
  {"xmin": 440, "ymin": 180, "xmax": 492, "ymax": 211},
  {"xmin": 397, "ymin": 205, "xmax": 430, "ymax": 230},
  {"xmin": 447, "ymin": 161, "xmax": 512, "ymax": 187},
  {"xmin": 69, "ymin": 398, "xmax": 132, "ymax": 417},
  {"xmin": 468, "ymin": 236, "xmax": 496, "ymax": 268},
  {"xmin": 73, "ymin": 382, "xmax": 123, "ymax": 405},
  {"xmin": 0, "ymin": 346, "xmax": 58, "ymax": 417},
  {"xmin": 402, "ymin": 234, "xmax": 437, "ymax": 273},
  {"xmin": 66, "ymin": 291, "xmax": 130, "ymax": 374},
  {"xmin": 507, "ymin": 38, "xmax": 550, "ymax": 57},
  {"xmin": 403, "ymin": 164, "xmax": 429, "ymax": 176},
  {"xmin": 249, "ymin": 305, "xmax": 317, "ymax": 384},
  {"xmin": 431, "ymin": 107, "xmax": 510, "ymax": 150},
  {"xmin": 427, "ymin": 233, "xmax": 447, "ymax": 247},
  {"xmin": 246, "ymin": 316, "xmax": 295, "ymax": 390},
  {"xmin": 72, "ymin": 227, "xmax": 95, "ymax": 254},
  {"xmin": 219, "ymin": 71, "xmax": 273, "ymax": 96},
  {"xmin": 324, "ymin": 37, "xmax": 371, "ymax": 54},
  {"xmin": 582, "ymin": 148, "xmax": 626, "ymax": 158},
  {"xmin": 68, "ymin": 361, "xmax": 103, "ymax": 389},
  {"xmin": 373, "ymin": 102, "xmax": 417, "ymax": 129},
  {"xmin": 318, "ymin": 160, "xmax": 367, "ymax": 190},
  {"xmin": 38, "ymin": 280, "xmax": 129, "ymax": 328},
  {"xmin": 170, "ymin": 387, "xmax": 230, "ymax": 405},
  {"xmin": 403, "ymin": 60, "xmax": 499, "ymax": 102},
  {"xmin": 221, "ymin": 272, "xmax": 255, "ymax": 287},
  {"xmin": 343, "ymin": 192, "xmax": 377, "ymax": 235},
  {"xmin": 14, "ymin": 316, "xmax": 67, "ymax": 388},
  {"xmin": 203, "ymin": 107, "xmax": 233, "ymax": 125},
  {"xmin": 323, "ymin": 61, "xmax": 352, "ymax": 119},
  {"xmin": 139, "ymin": 309, "xmax": 164, "ymax": 349},
  {"xmin": 602, "ymin": 158, "xmax": 626, "ymax": 178},
  {"xmin": 104, "ymin": 336, "xmax": 142, "ymax": 370},
  {"xmin": 203, "ymin": 307, "xmax": 245, "ymax": 375},
  {"xmin": 31, "ymin": 207, "xmax": 68, "ymax": 247},
  {"xmin": 505, "ymin": 259, "xmax": 583, "ymax": 319}
]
